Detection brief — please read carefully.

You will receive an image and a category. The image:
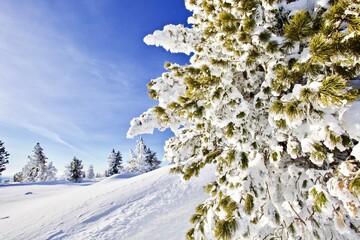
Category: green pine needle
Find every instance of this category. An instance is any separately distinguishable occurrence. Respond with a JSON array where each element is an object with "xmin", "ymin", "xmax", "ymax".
[{"xmin": 284, "ymin": 10, "xmax": 313, "ymax": 42}]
